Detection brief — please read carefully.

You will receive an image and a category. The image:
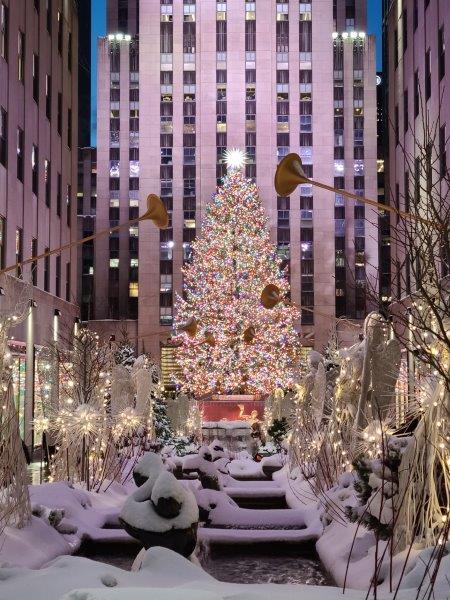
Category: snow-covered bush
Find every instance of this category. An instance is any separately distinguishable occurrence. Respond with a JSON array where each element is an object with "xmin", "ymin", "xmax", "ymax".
[{"xmin": 345, "ymin": 437, "xmax": 408, "ymax": 541}]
